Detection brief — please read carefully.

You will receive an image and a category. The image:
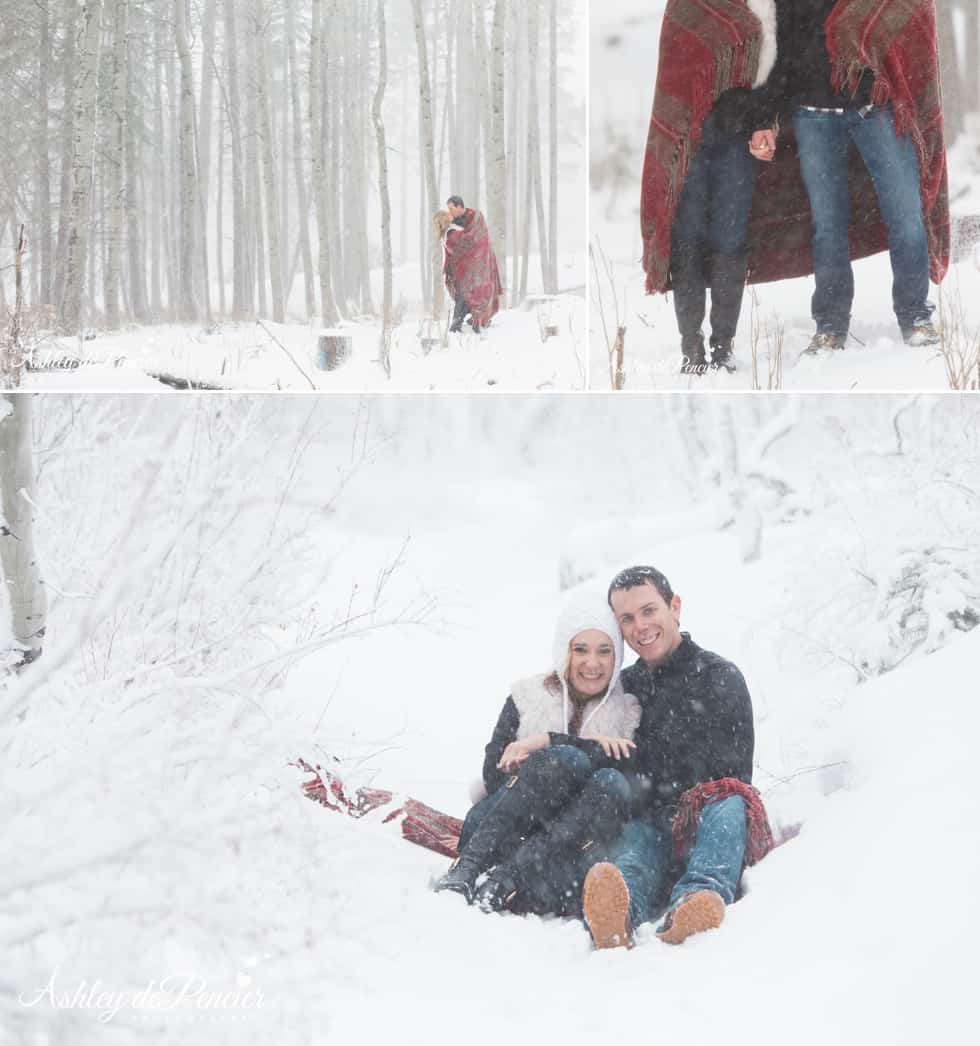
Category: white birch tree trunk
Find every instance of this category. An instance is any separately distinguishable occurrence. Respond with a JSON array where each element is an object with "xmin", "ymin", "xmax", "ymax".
[
  {"xmin": 35, "ymin": 2, "xmax": 53, "ymax": 307},
  {"xmin": 0, "ymin": 395, "xmax": 47, "ymax": 667},
  {"xmin": 373, "ymin": 0, "xmax": 393, "ymax": 375},
  {"xmin": 53, "ymin": 0, "xmax": 78, "ymax": 312},
  {"xmin": 224, "ymin": 0, "xmax": 251, "ymax": 319},
  {"xmin": 174, "ymin": 0, "xmax": 201, "ymax": 321},
  {"xmin": 488, "ymin": 0, "xmax": 507, "ymax": 284},
  {"xmin": 255, "ymin": 0, "xmax": 285, "ymax": 323},
  {"xmin": 59, "ymin": 0, "xmax": 104, "ymax": 334},
  {"xmin": 310, "ymin": 0, "xmax": 340, "ymax": 324},
  {"xmin": 411, "ymin": 0, "xmax": 444, "ymax": 320},
  {"xmin": 548, "ymin": 0, "xmax": 558, "ymax": 292},
  {"xmin": 104, "ymin": 0, "xmax": 129, "ymax": 329},
  {"xmin": 285, "ymin": 0, "xmax": 316, "ymax": 319},
  {"xmin": 126, "ymin": 0, "xmax": 149, "ymax": 322}
]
